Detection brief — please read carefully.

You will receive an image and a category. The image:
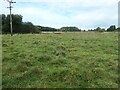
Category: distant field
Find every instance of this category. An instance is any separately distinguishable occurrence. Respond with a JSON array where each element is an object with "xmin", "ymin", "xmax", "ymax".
[{"xmin": 2, "ymin": 32, "xmax": 118, "ymax": 88}]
